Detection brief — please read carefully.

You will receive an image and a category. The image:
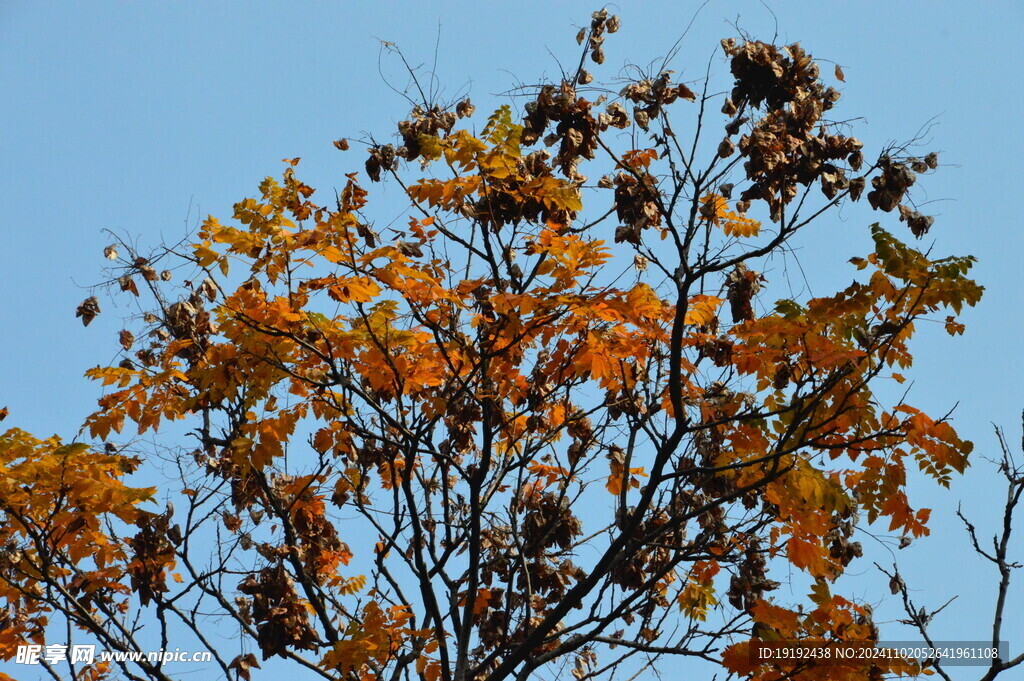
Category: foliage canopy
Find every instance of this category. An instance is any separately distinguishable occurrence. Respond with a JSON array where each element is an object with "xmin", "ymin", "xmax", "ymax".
[{"xmin": 0, "ymin": 10, "xmax": 989, "ymax": 681}]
